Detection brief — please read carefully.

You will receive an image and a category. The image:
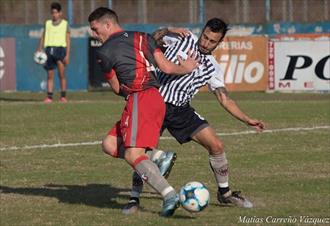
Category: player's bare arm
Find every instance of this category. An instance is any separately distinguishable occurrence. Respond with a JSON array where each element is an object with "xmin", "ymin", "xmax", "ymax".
[
  {"xmin": 168, "ymin": 27, "xmax": 190, "ymax": 37},
  {"xmin": 63, "ymin": 30, "xmax": 71, "ymax": 65},
  {"xmin": 214, "ymin": 87, "xmax": 265, "ymax": 132},
  {"xmin": 152, "ymin": 27, "xmax": 190, "ymax": 49},
  {"xmin": 152, "ymin": 28, "xmax": 169, "ymax": 47},
  {"xmin": 107, "ymin": 74, "xmax": 120, "ymax": 95},
  {"xmin": 152, "ymin": 27, "xmax": 190, "ymax": 42},
  {"xmin": 152, "ymin": 27, "xmax": 197, "ymax": 75},
  {"xmin": 106, "ymin": 72, "xmax": 131, "ymax": 98},
  {"xmin": 153, "ymin": 50, "xmax": 198, "ymax": 75},
  {"xmin": 37, "ymin": 31, "xmax": 45, "ymax": 52}
]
